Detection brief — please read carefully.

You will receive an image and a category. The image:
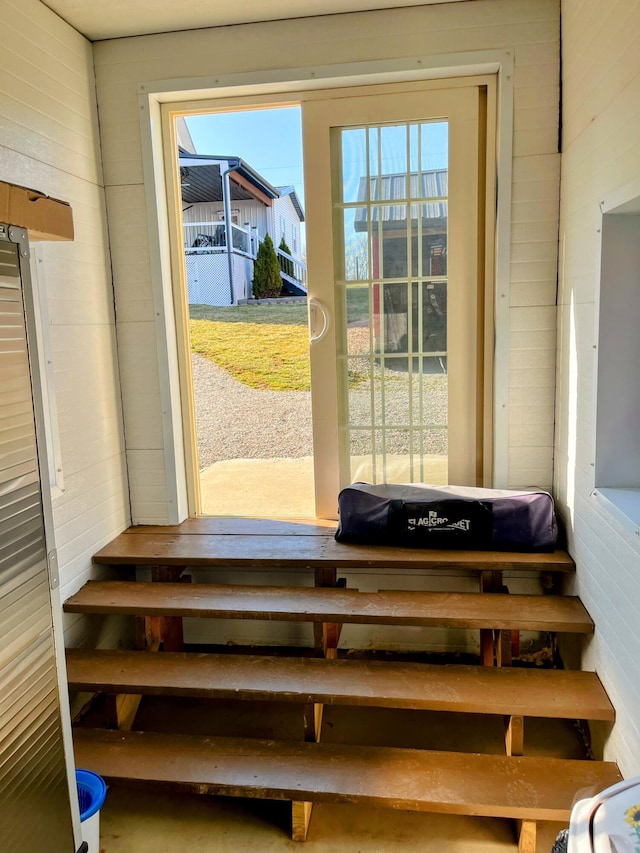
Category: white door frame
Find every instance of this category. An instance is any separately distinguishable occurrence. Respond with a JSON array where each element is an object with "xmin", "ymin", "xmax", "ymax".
[{"xmin": 138, "ymin": 51, "xmax": 514, "ymax": 522}]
